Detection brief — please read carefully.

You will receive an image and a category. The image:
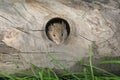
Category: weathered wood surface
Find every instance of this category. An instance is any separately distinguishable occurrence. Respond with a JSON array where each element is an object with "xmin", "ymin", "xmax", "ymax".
[{"xmin": 0, "ymin": 0, "xmax": 120, "ymax": 74}]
